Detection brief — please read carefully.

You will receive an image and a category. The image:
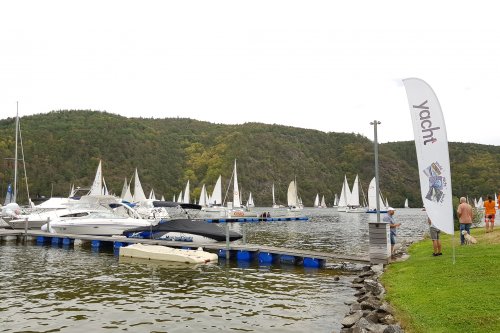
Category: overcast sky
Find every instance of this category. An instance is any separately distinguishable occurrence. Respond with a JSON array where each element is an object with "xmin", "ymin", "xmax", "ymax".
[{"xmin": 1, "ymin": 1, "xmax": 499, "ymax": 145}]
